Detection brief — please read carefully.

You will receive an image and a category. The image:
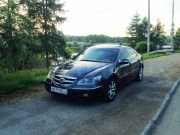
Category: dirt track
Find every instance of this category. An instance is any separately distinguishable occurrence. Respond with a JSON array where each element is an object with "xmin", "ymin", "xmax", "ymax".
[{"xmin": 0, "ymin": 53, "xmax": 180, "ymax": 135}]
